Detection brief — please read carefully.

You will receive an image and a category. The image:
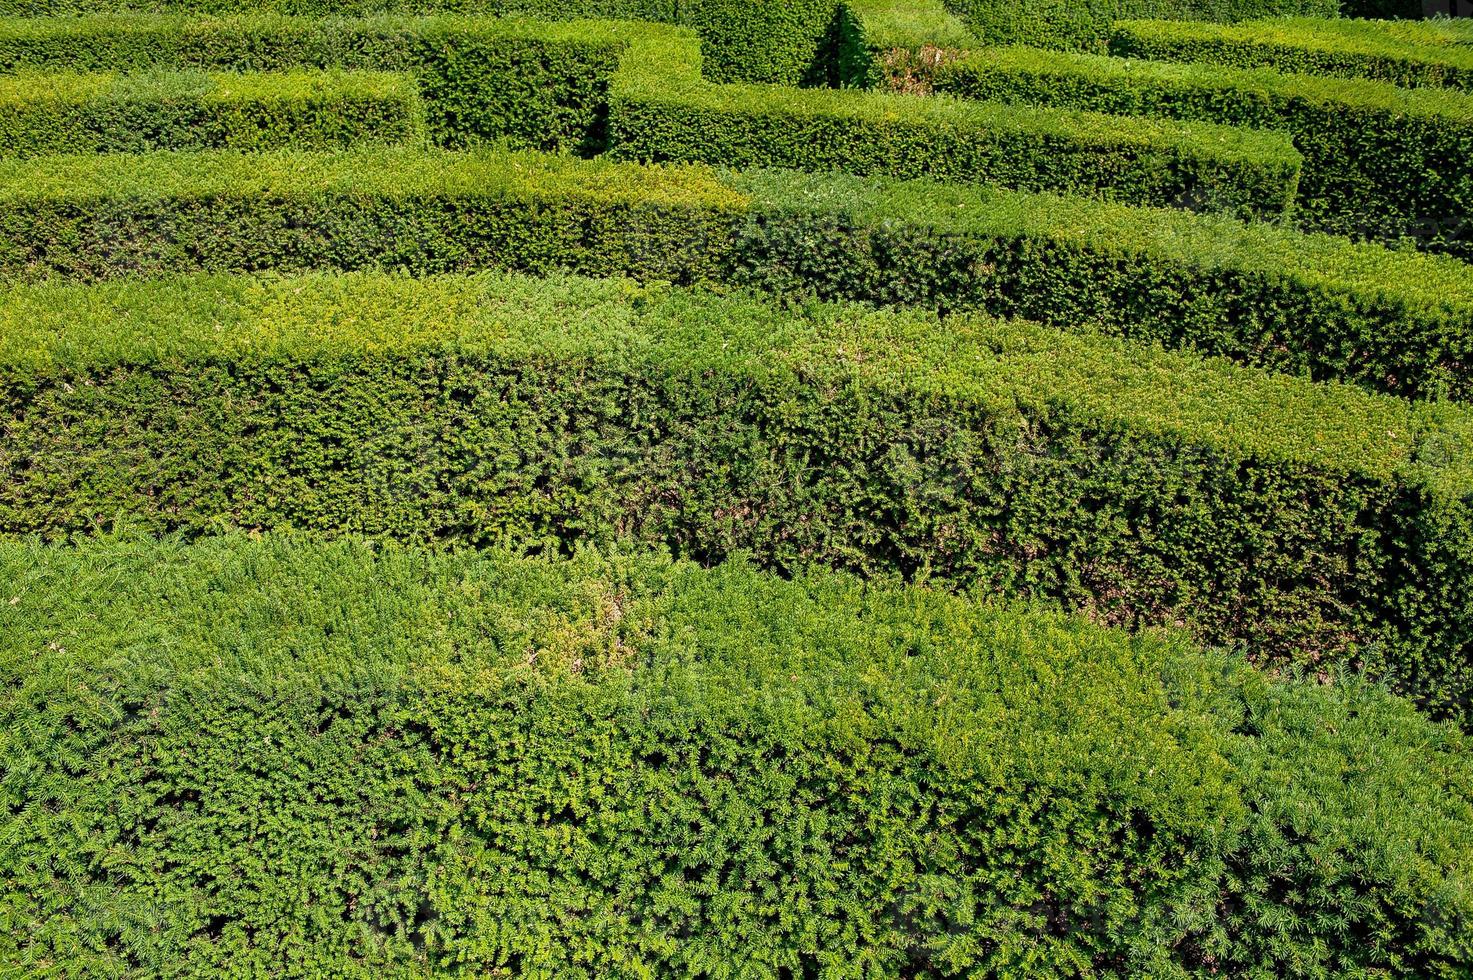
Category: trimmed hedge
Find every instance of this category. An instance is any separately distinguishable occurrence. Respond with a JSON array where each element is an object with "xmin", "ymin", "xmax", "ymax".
[
  {"xmin": 0, "ymin": 147, "xmax": 1468, "ymax": 401},
  {"xmin": 608, "ymin": 29, "xmax": 1301, "ymax": 219},
  {"xmin": 811, "ymin": 0, "xmax": 977, "ymax": 92},
  {"xmin": 4, "ymin": 534, "xmax": 1473, "ymax": 976},
  {"xmin": 0, "ymin": 0, "xmax": 837, "ymax": 83},
  {"xmin": 0, "ymin": 68, "xmax": 424, "ymax": 157},
  {"xmin": 940, "ymin": 0, "xmax": 1335, "ymax": 51},
  {"xmin": 2, "ymin": 270, "xmax": 1472, "ymax": 722},
  {"xmin": 936, "ymin": 45, "xmax": 1473, "ymax": 258},
  {"xmin": 0, "ymin": 13, "xmax": 627, "ymax": 152},
  {"xmin": 1111, "ymin": 16, "xmax": 1473, "ymax": 91},
  {"xmin": 0, "ymin": 13, "xmax": 1302, "ymax": 218}
]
